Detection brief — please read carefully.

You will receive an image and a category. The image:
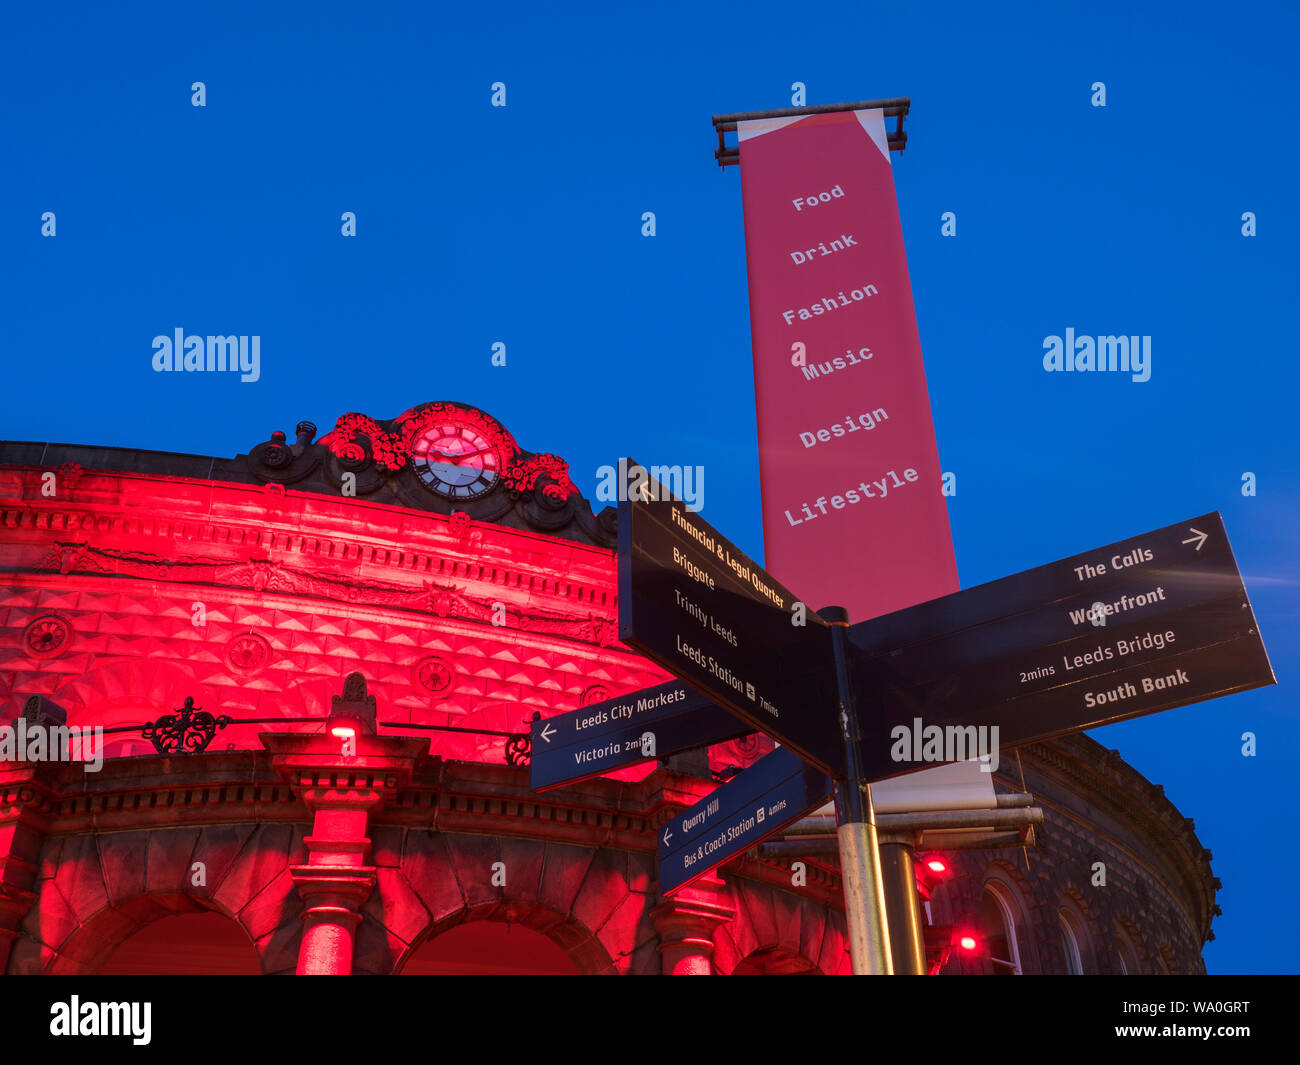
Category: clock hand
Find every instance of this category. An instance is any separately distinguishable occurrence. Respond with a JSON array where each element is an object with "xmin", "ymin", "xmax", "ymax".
[{"xmin": 434, "ymin": 447, "xmax": 494, "ymax": 466}]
